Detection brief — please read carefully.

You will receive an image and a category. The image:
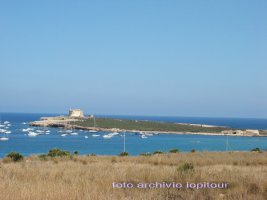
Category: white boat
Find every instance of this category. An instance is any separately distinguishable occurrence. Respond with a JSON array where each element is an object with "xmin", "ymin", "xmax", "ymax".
[
  {"xmin": 111, "ymin": 132, "xmax": 119, "ymax": 136},
  {"xmin": 22, "ymin": 128, "xmax": 33, "ymax": 132},
  {"xmin": 141, "ymin": 135, "xmax": 148, "ymax": 139},
  {"xmin": 138, "ymin": 132, "xmax": 152, "ymax": 137},
  {"xmin": 89, "ymin": 130, "xmax": 98, "ymax": 133},
  {"xmin": 45, "ymin": 130, "xmax": 50, "ymax": 133},
  {"xmin": 103, "ymin": 134, "xmax": 113, "ymax": 139},
  {"xmin": 28, "ymin": 132, "xmax": 38, "ymax": 137},
  {"xmin": 61, "ymin": 134, "xmax": 68, "ymax": 137},
  {"xmin": 0, "ymin": 137, "xmax": 9, "ymax": 141},
  {"xmin": 70, "ymin": 132, "xmax": 78, "ymax": 136},
  {"xmin": 0, "ymin": 129, "xmax": 7, "ymax": 133},
  {"xmin": 66, "ymin": 130, "xmax": 72, "ymax": 133},
  {"xmin": 5, "ymin": 131, "xmax": 11, "ymax": 134},
  {"xmin": 92, "ymin": 134, "xmax": 100, "ymax": 137},
  {"xmin": 0, "ymin": 125, "xmax": 5, "ymax": 127},
  {"xmin": 0, "ymin": 124, "xmax": 9, "ymax": 140},
  {"xmin": 22, "ymin": 122, "xmax": 27, "ymax": 125},
  {"xmin": 36, "ymin": 130, "xmax": 45, "ymax": 133},
  {"xmin": 3, "ymin": 121, "xmax": 10, "ymax": 124},
  {"xmin": 84, "ymin": 136, "xmax": 88, "ymax": 139}
]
